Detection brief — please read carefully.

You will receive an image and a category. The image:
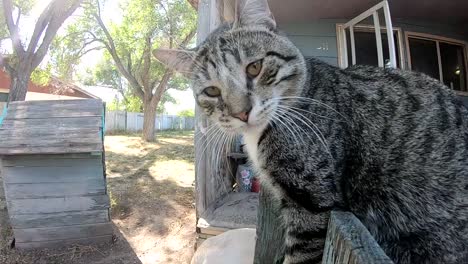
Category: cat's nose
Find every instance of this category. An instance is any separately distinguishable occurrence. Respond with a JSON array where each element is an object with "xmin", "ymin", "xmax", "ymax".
[{"xmin": 233, "ymin": 110, "xmax": 250, "ymax": 122}]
